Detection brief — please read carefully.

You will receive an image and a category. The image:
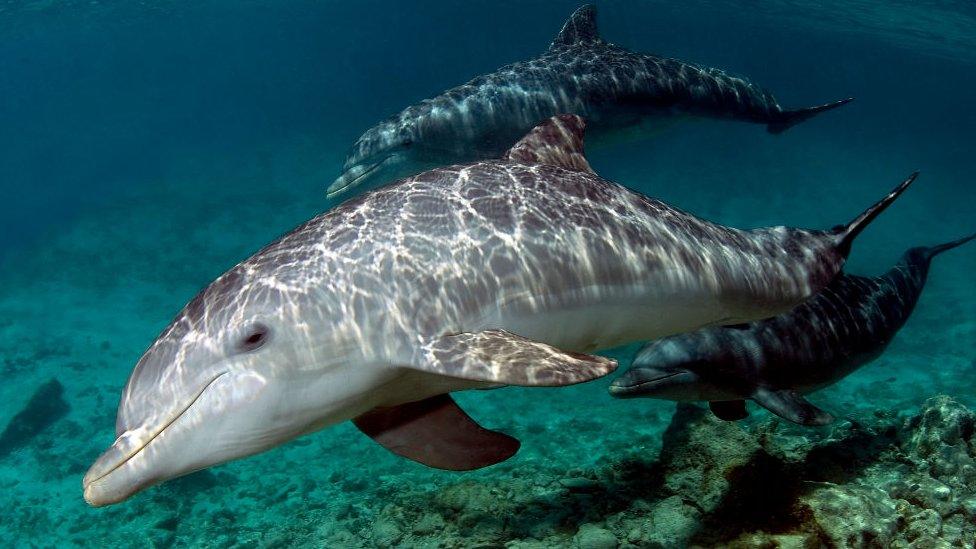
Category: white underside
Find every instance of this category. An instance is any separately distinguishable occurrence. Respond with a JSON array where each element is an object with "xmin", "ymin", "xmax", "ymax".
[{"xmin": 480, "ymin": 284, "xmax": 737, "ymax": 355}]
